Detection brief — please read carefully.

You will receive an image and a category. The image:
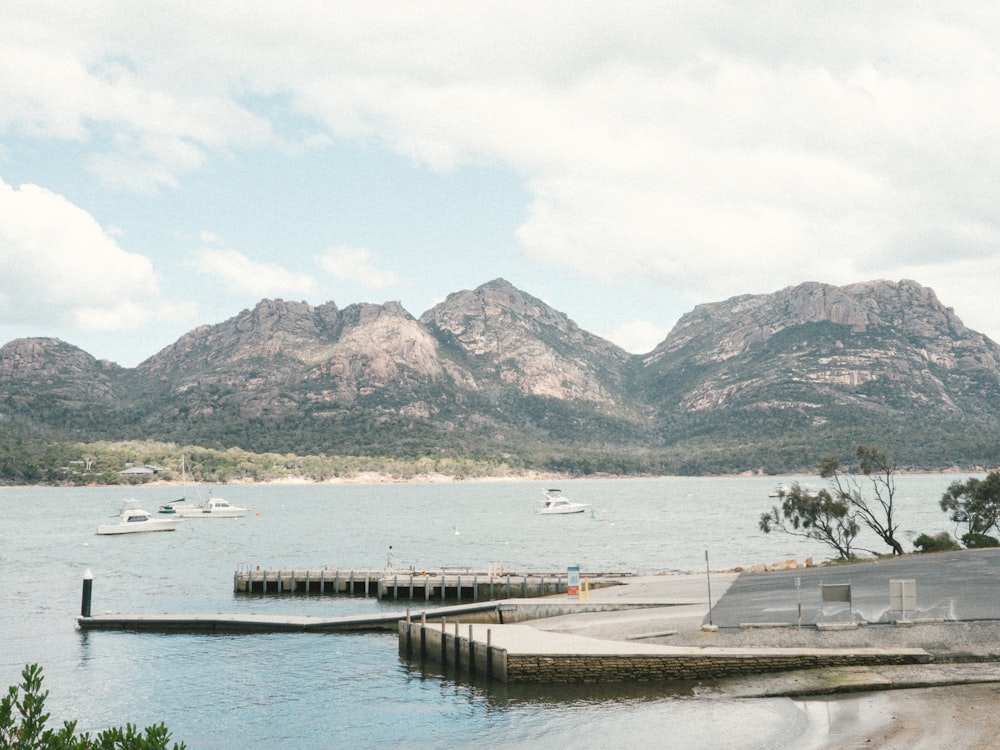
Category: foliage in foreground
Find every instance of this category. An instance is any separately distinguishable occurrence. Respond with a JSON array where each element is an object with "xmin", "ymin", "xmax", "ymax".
[
  {"xmin": 759, "ymin": 444, "xmax": 930, "ymax": 560},
  {"xmin": 913, "ymin": 532, "xmax": 961, "ymax": 553},
  {"xmin": 940, "ymin": 472, "xmax": 1000, "ymax": 541},
  {"xmin": 820, "ymin": 445, "xmax": 905, "ymax": 556},
  {"xmin": 759, "ymin": 481, "xmax": 859, "ymax": 561},
  {"xmin": 0, "ymin": 664, "xmax": 185, "ymax": 750}
]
